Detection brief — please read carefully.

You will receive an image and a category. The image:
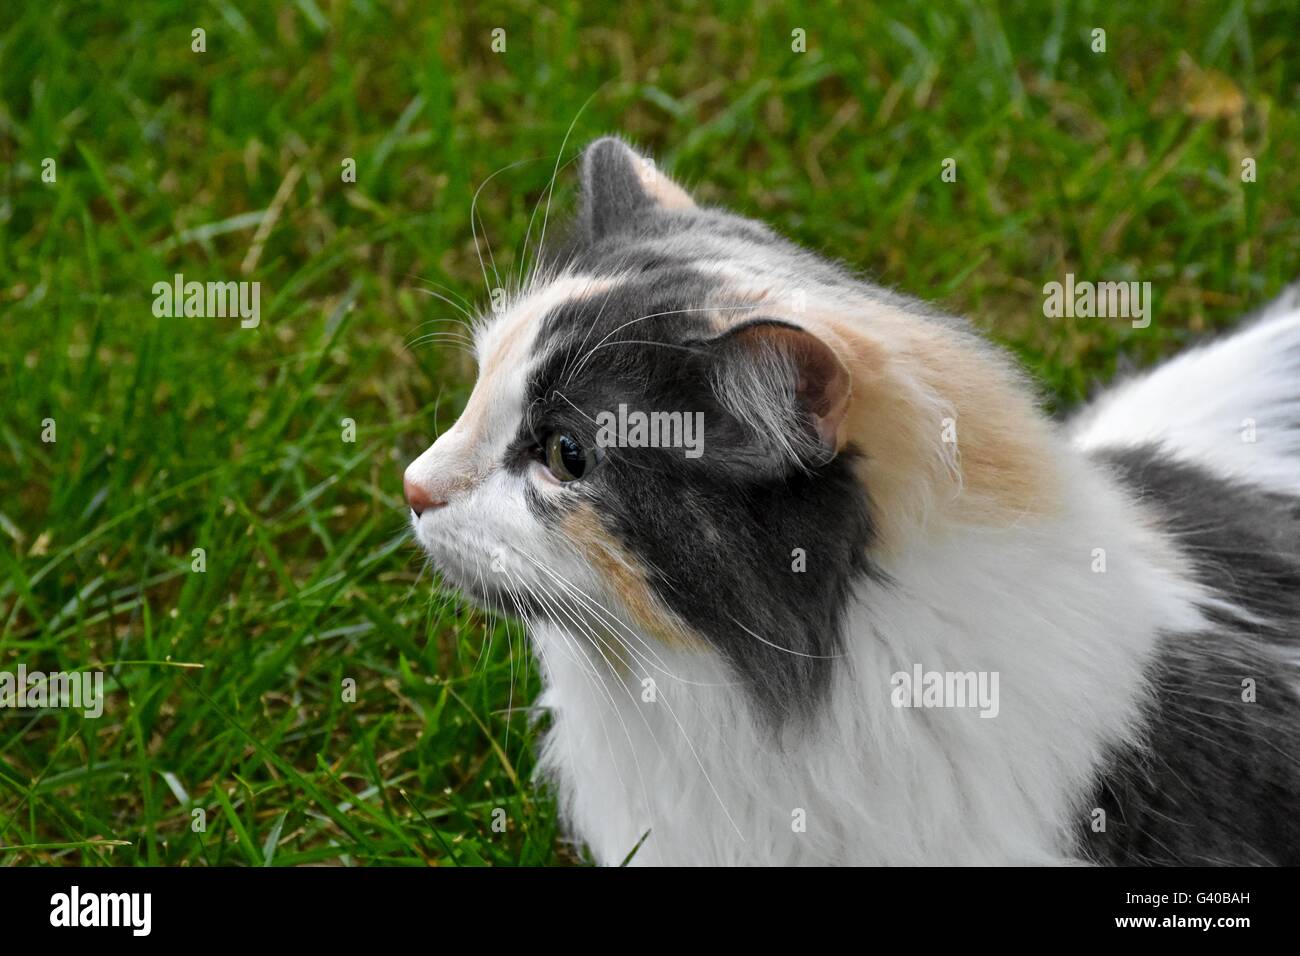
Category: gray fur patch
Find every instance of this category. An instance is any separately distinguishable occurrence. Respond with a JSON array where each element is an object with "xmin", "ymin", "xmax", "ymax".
[{"xmin": 1079, "ymin": 446, "xmax": 1300, "ymax": 865}]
